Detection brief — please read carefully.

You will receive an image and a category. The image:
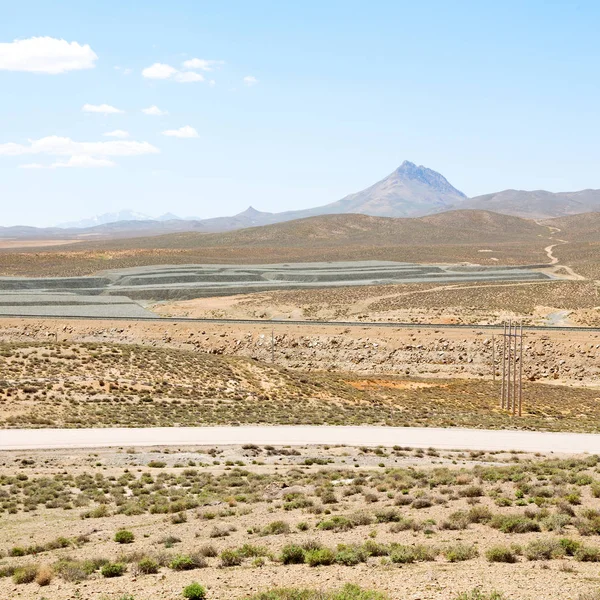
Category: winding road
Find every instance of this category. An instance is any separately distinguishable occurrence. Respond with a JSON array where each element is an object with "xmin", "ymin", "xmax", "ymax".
[{"xmin": 2, "ymin": 425, "xmax": 600, "ymax": 453}]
